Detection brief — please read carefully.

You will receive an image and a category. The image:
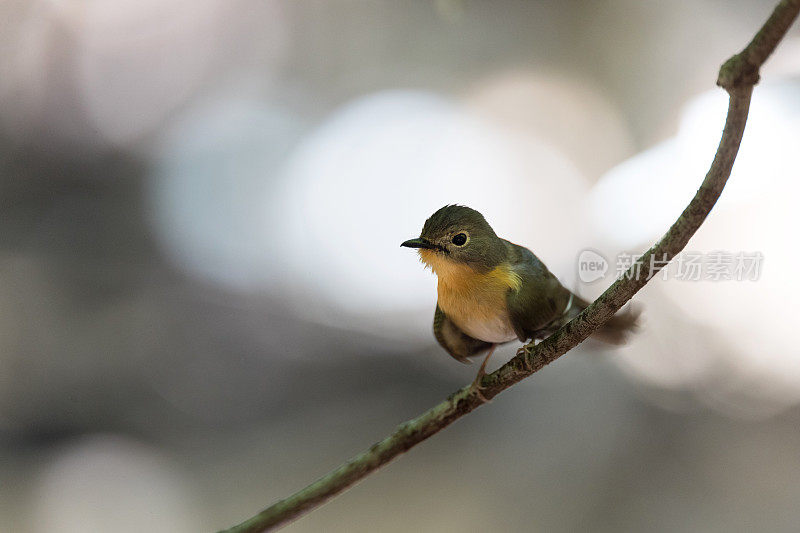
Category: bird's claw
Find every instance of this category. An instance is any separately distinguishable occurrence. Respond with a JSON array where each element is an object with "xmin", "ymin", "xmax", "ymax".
[
  {"xmin": 516, "ymin": 346, "xmax": 533, "ymax": 373},
  {"xmin": 469, "ymin": 376, "xmax": 490, "ymax": 403}
]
